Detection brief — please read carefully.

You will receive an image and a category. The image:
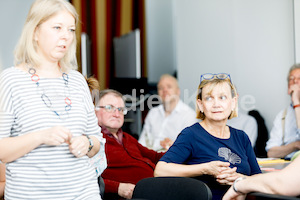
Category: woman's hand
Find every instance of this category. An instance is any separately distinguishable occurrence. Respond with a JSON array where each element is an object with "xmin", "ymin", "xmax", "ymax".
[
  {"xmin": 216, "ymin": 167, "xmax": 239, "ymax": 185},
  {"xmin": 222, "ymin": 186, "xmax": 246, "ymax": 200},
  {"xmin": 40, "ymin": 126, "xmax": 72, "ymax": 146},
  {"xmin": 69, "ymin": 135, "xmax": 89, "ymax": 158},
  {"xmin": 205, "ymin": 161, "xmax": 231, "ymax": 177}
]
